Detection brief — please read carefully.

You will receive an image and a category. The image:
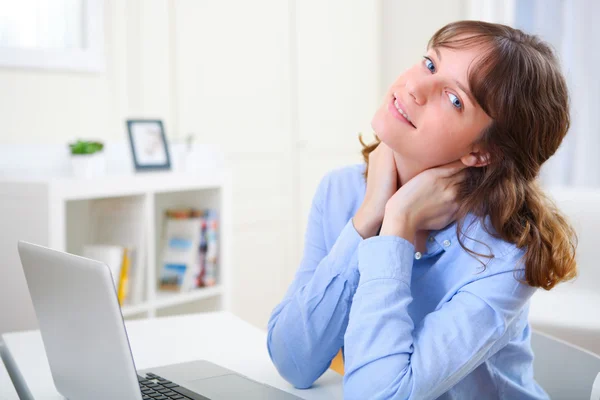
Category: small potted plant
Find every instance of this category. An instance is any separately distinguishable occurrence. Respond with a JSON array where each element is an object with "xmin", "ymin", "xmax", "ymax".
[{"xmin": 69, "ymin": 140, "xmax": 106, "ymax": 178}]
